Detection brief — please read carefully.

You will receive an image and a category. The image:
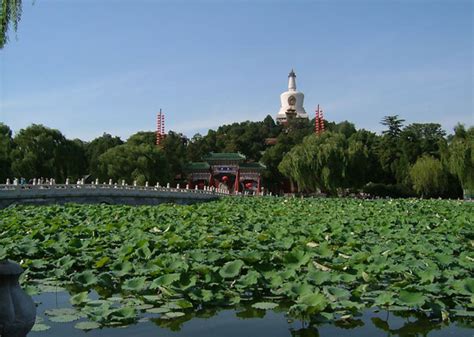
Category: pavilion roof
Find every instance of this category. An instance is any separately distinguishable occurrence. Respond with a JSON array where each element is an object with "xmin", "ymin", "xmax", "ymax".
[
  {"xmin": 240, "ymin": 162, "xmax": 266, "ymax": 171},
  {"xmin": 202, "ymin": 152, "xmax": 246, "ymax": 162},
  {"xmin": 185, "ymin": 162, "xmax": 210, "ymax": 171}
]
